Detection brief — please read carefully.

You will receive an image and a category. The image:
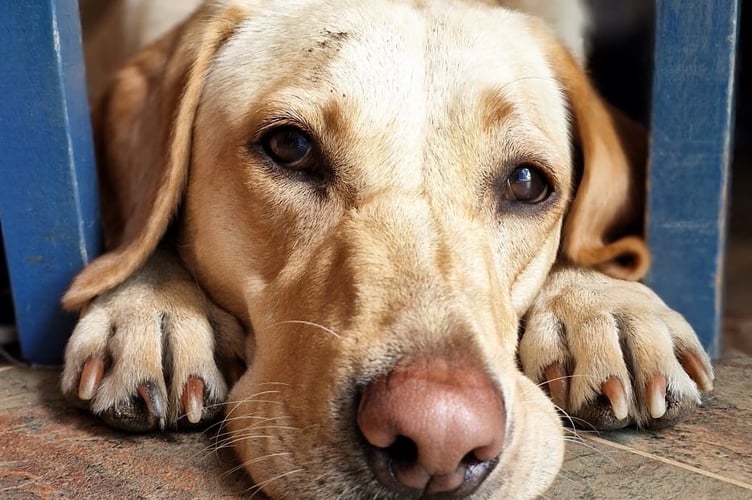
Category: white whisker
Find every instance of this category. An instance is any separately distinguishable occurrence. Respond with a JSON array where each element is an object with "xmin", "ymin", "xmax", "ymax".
[
  {"xmin": 248, "ymin": 468, "xmax": 305, "ymax": 498},
  {"xmin": 273, "ymin": 320, "xmax": 342, "ymax": 339},
  {"xmin": 223, "ymin": 452, "xmax": 294, "ymax": 478}
]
